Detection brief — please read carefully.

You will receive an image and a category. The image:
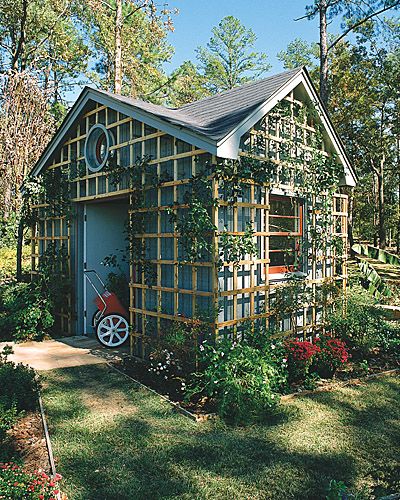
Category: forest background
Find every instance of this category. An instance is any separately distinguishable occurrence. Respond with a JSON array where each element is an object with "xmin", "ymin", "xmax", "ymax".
[{"xmin": 0, "ymin": 0, "xmax": 399, "ymax": 257}]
